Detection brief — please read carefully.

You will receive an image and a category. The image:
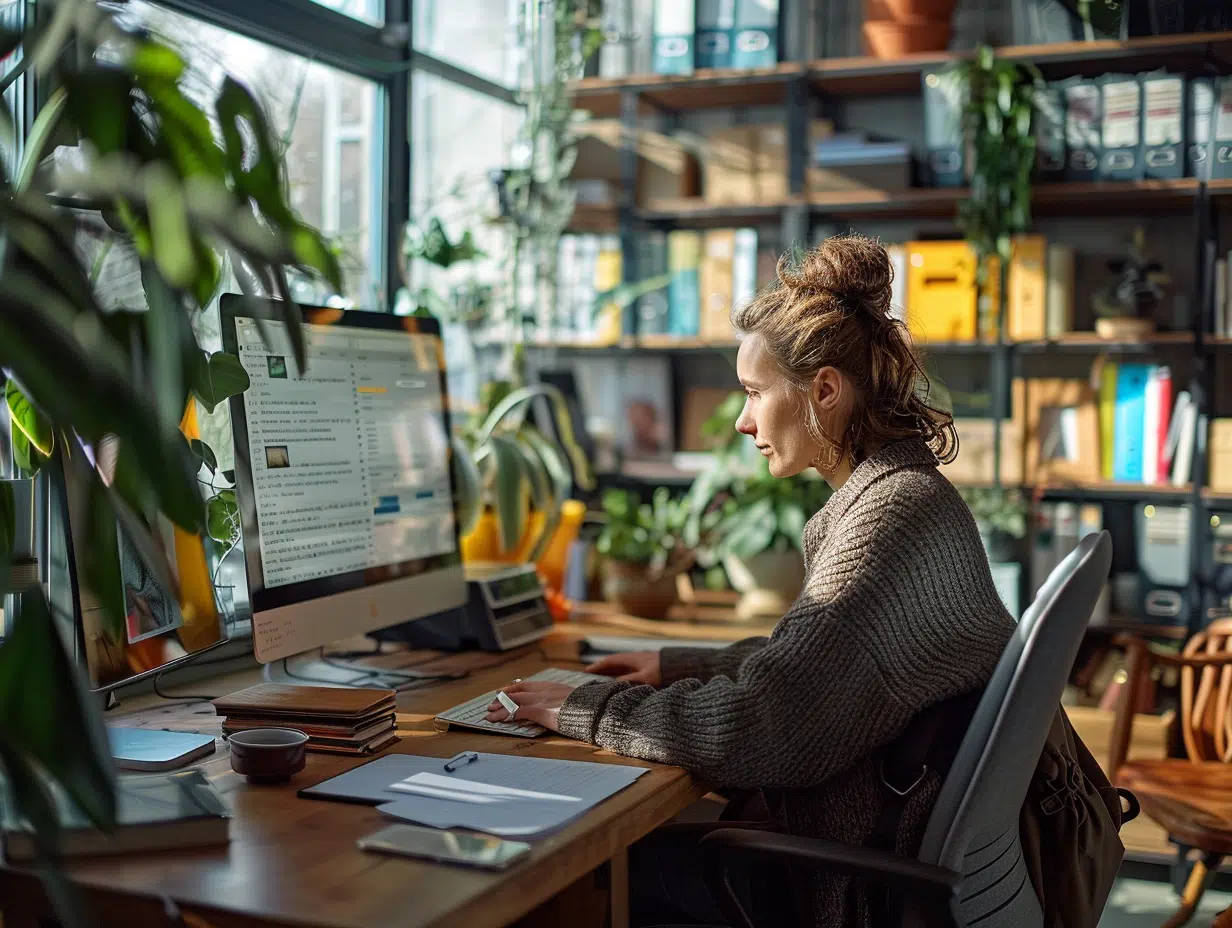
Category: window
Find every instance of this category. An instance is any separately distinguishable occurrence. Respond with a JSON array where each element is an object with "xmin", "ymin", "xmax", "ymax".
[
  {"xmin": 410, "ymin": 72, "xmax": 523, "ymax": 408},
  {"xmin": 306, "ymin": 0, "xmax": 384, "ymax": 26},
  {"xmin": 118, "ymin": 2, "xmax": 385, "ymax": 310},
  {"xmin": 414, "ymin": 0, "xmax": 518, "ymax": 88}
]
